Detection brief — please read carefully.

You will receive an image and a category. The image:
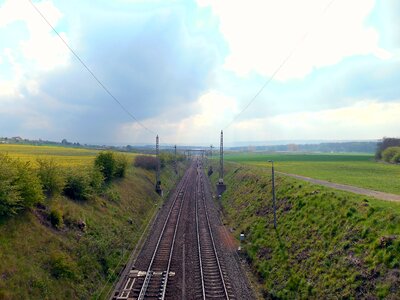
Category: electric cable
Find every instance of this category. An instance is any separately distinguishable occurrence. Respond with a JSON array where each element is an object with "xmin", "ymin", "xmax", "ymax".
[
  {"xmin": 224, "ymin": 0, "xmax": 336, "ymax": 130},
  {"xmin": 28, "ymin": 0, "xmax": 156, "ymax": 136}
]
